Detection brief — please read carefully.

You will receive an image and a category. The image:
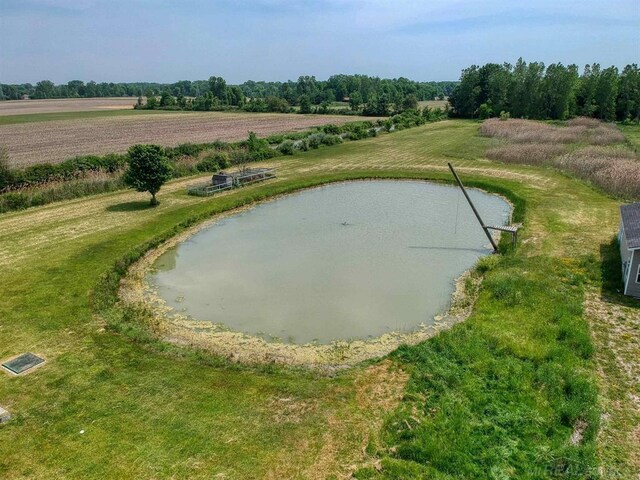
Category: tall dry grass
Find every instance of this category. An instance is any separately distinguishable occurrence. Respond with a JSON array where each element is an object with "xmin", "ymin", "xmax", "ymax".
[
  {"xmin": 480, "ymin": 118, "xmax": 625, "ymax": 145},
  {"xmin": 481, "ymin": 118, "xmax": 639, "ymax": 199},
  {"xmin": 557, "ymin": 147, "xmax": 640, "ymax": 199},
  {"xmin": 486, "ymin": 143, "xmax": 568, "ymax": 165},
  {"xmin": 0, "ymin": 169, "xmax": 124, "ymax": 212},
  {"xmin": 587, "ymin": 125, "xmax": 626, "ymax": 145},
  {"xmin": 566, "ymin": 117, "xmax": 603, "ymax": 128}
]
